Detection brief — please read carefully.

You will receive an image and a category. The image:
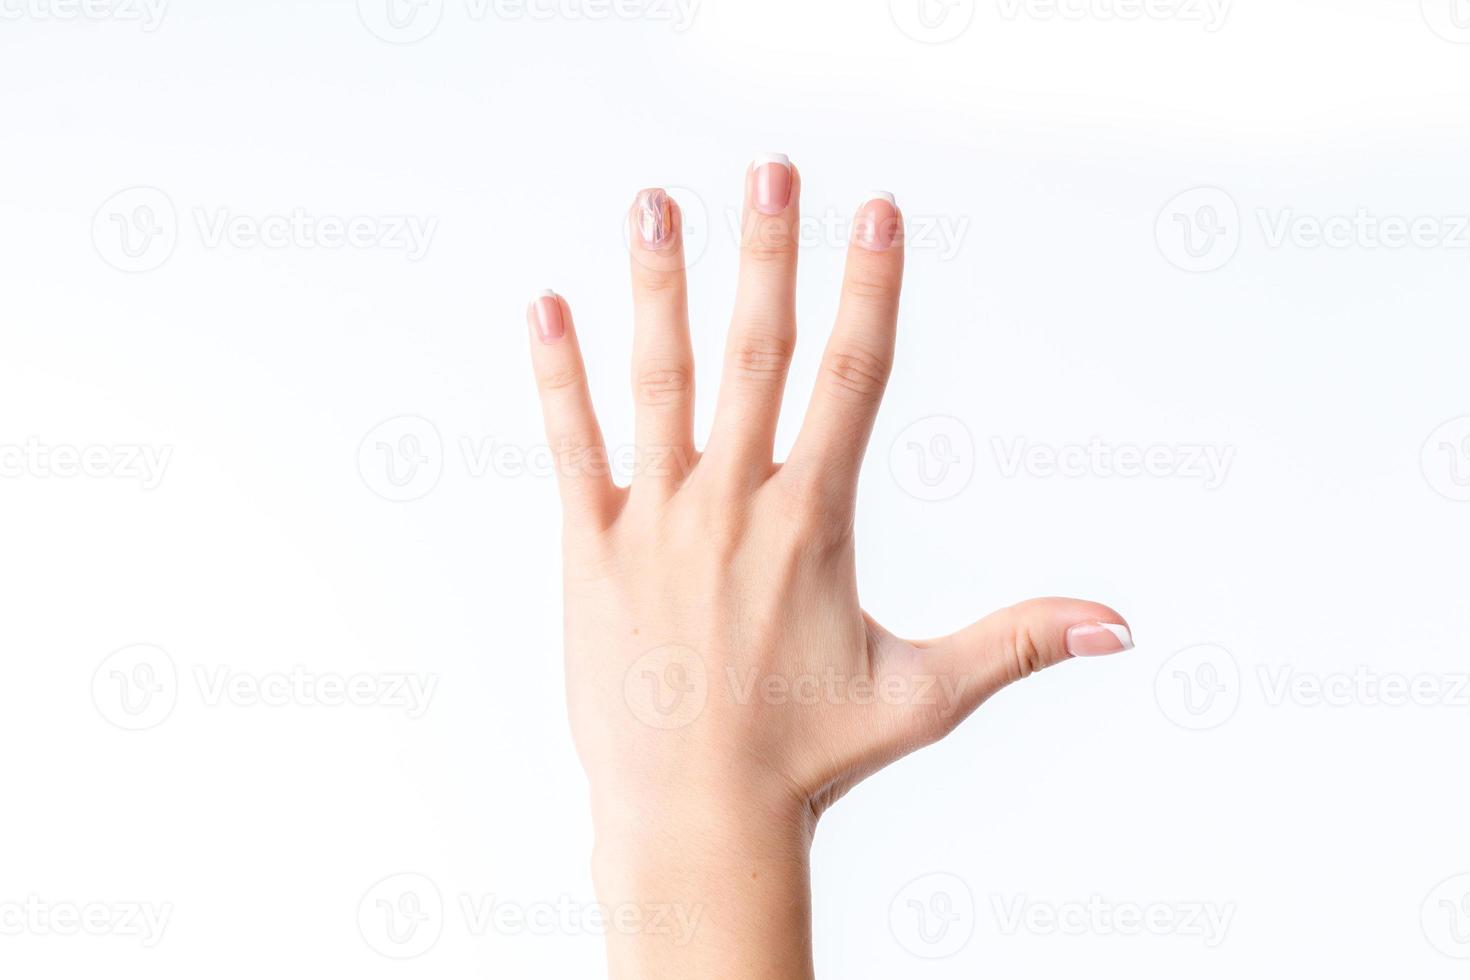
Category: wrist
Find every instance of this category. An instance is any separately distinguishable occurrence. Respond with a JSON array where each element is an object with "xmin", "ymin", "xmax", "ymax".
[
  {"xmin": 588, "ymin": 780, "xmax": 815, "ymax": 869},
  {"xmin": 588, "ymin": 790, "xmax": 817, "ymax": 980}
]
